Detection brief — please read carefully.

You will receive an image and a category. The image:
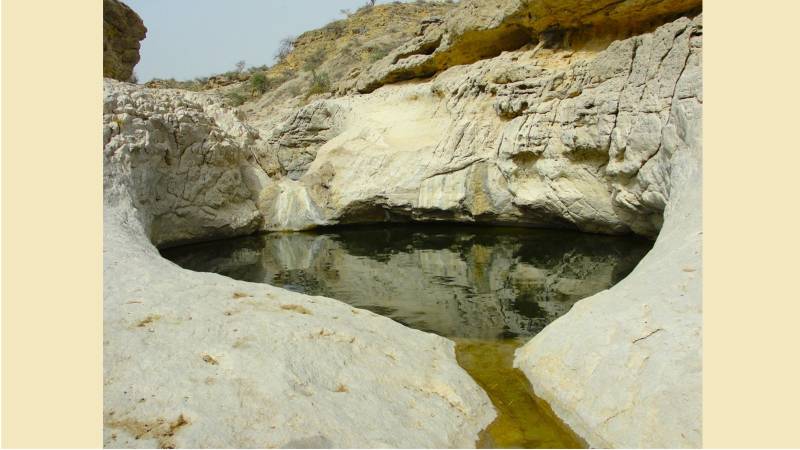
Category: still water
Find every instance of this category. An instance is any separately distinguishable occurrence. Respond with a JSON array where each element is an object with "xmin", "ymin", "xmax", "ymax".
[{"xmin": 162, "ymin": 225, "xmax": 651, "ymax": 448}]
